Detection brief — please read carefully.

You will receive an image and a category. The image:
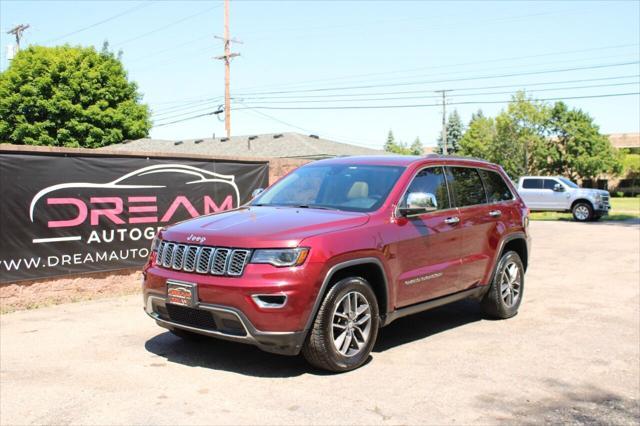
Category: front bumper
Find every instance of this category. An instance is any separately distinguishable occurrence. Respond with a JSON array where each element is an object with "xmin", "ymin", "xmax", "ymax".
[{"xmin": 144, "ymin": 293, "xmax": 306, "ymax": 355}]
